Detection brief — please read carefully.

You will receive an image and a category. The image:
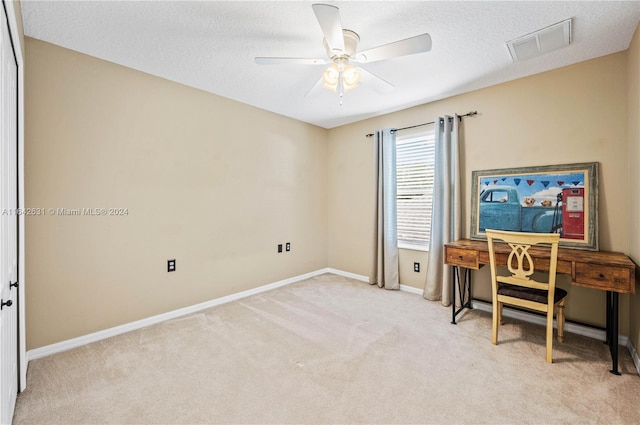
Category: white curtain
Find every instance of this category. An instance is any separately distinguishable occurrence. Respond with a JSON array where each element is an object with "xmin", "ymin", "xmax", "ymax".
[
  {"xmin": 424, "ymin": 116, "xmax": 461, "ymax": 304},
  {"xmin": 370, "ymin": 129, "xmax": 400, "ymax": 290}
]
